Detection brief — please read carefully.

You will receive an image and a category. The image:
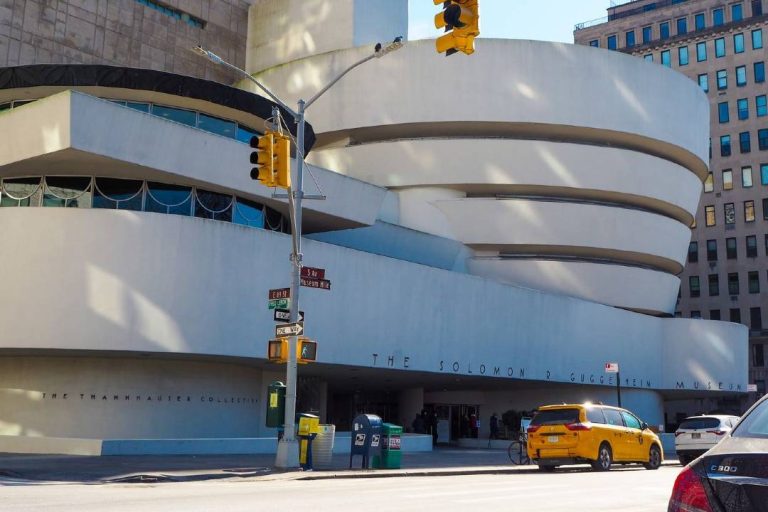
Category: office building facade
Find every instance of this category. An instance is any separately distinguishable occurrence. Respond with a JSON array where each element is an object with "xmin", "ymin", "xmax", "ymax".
[{"xmin": 575, "ymin": 0, "xmax": 767, "ymax": 416}]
